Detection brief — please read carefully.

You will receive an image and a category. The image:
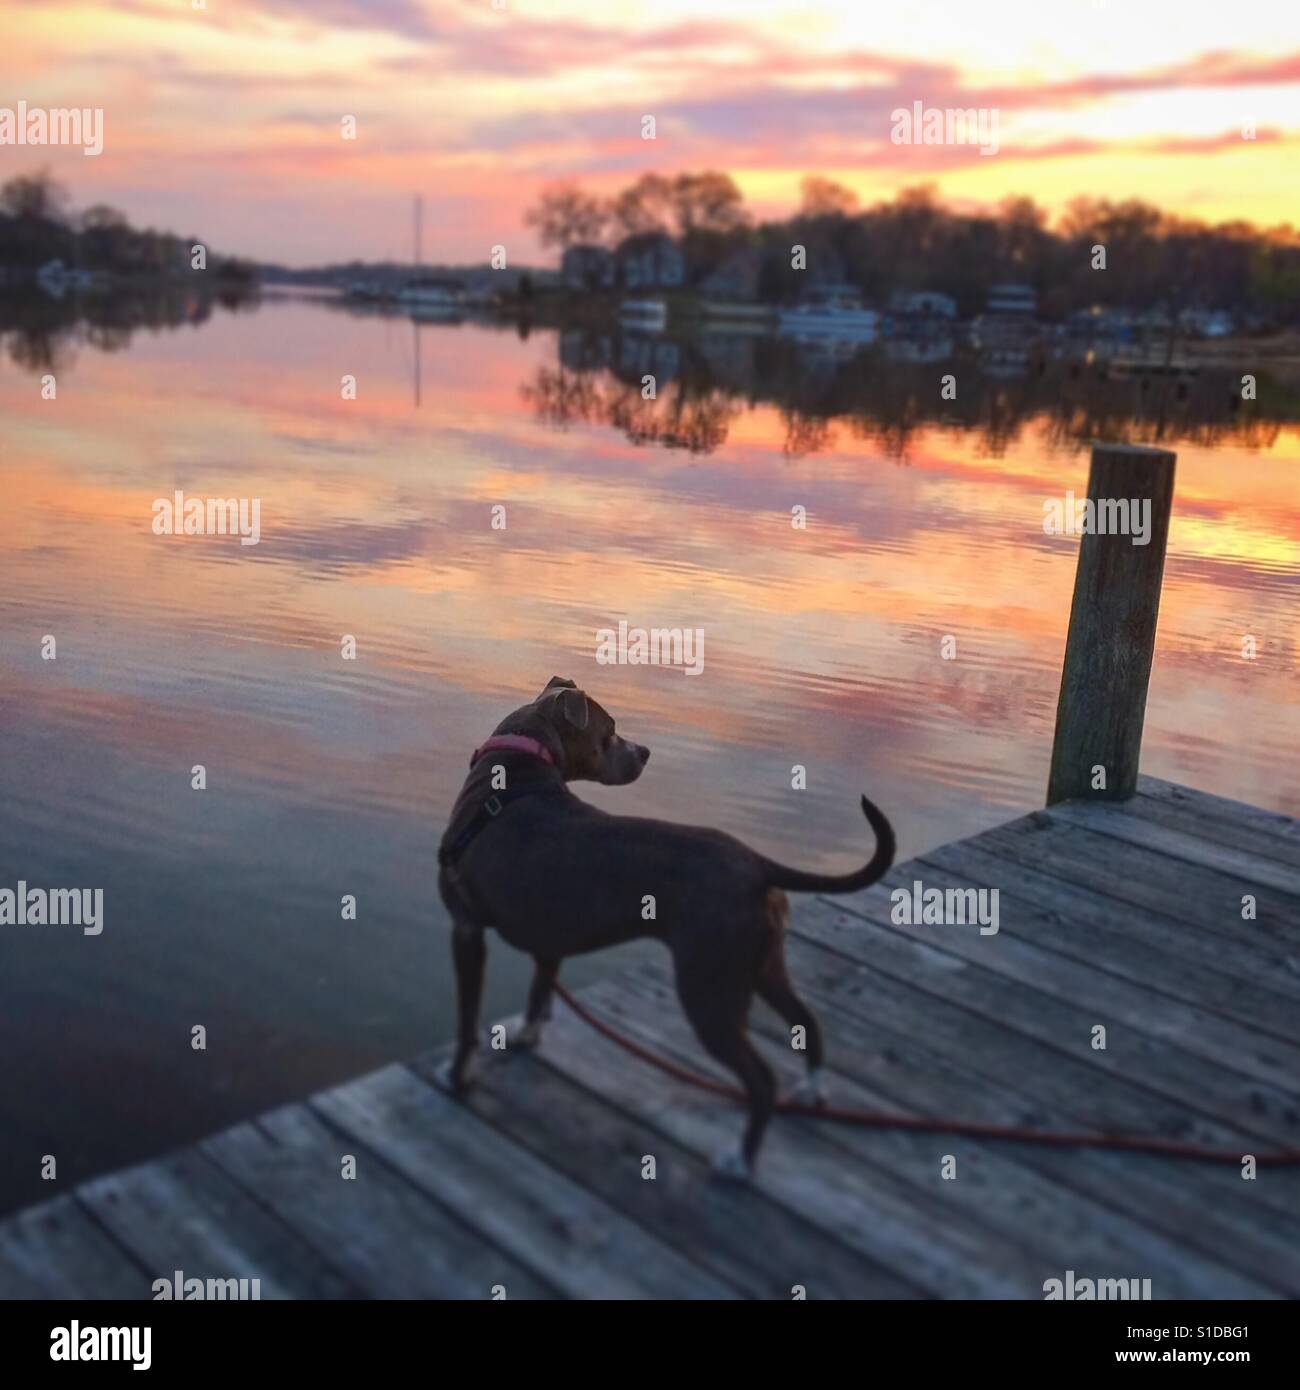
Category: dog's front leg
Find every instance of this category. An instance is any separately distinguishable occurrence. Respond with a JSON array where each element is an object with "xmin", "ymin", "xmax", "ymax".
[{"xmin": 441, "ymin": 919, "xmax": 486, "ymax": 1092}]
